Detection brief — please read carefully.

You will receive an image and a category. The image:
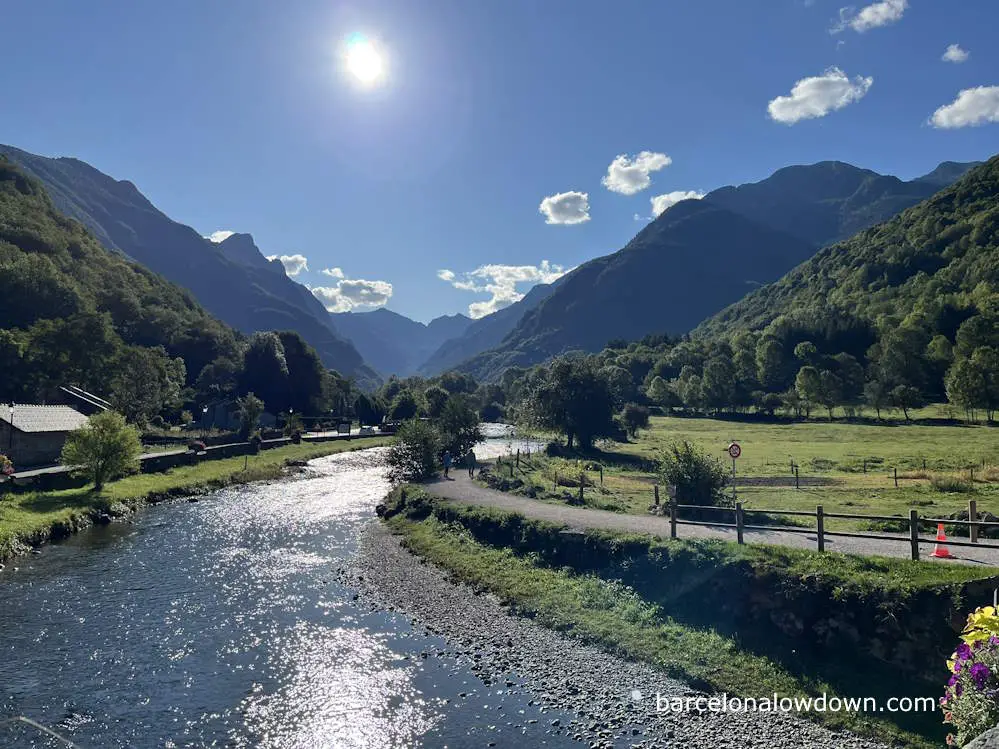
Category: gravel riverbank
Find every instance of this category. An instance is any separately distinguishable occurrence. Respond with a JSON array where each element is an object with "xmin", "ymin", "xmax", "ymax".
[{"xmin": 350, "ymin": 520, "xmax": 889, "ymax": 749}]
